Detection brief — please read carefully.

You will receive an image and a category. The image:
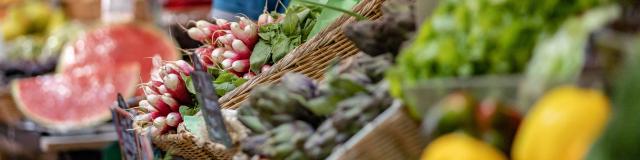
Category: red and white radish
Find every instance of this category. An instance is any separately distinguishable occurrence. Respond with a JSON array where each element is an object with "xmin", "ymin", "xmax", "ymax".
[
  {"xmin": 261, "ymin": 64, "xmax": 272, "ymax": 73},
  {"xmin": 138, "ymin": 17, "xmax": 265, "ymax": 136},
  {"xmin": 187, "ymin": 27, "xmax": 210, "ymax": 41},
  {"xmin": 231, "ymin": 39, "xmax": 251, "ymax": 56},
  {"xmin": 172, "ymin": 60, "xmax": 194, "ymax": 75},
  {"xmin": 138, "ymin": 100, "xmax": 158, "ymax": 113},
  {"xmin": 258, "ymin": 13, "xmax": 275, "ymax": 26},
  {"xmin": 153, "ymin": 116, "xmax": 170, "ymax": 134},
  {"xmin": 218, "ymin": 33, "xmax": 236, "ymax": 49},
  {"xmin": 195, "ymin": 20, "xmax": 213, "ymax": 29},
  {"xmin": 211, "ymin": 48, "xmax": 225, "ymax": 59},
  {"xmin": 195, "ymin": 47, "xmax": 215, "ymax": 67},
  {"xmin": 166, "ymin": 112, "xmax": 183, "ymax": 127},
  {"xmin": 161, "ymin": 93, "xmax": 180, "ymax": 112},
  {"xmin": 162, "ymin": 73, "xmax": 191, "ymax": 104},
  {"xmin": 210, "ymin": 30, "xmax": 227, "ymax": 41},
  {"xmin": 216, "ymin": 18, "xmax": 230, "ymax": 30},
  {"xmin": 146, "ymin": 94, "xmax": 171, "ymax": 115},
  {"xmin": 134, "ymin": 113, "xmax": 152, "ymax": 122},
  {"xmin": 230, "ymin": 21, "xmax": 258, "ymax": 47},
  {"xmin": 157, "ymin": 85, "xmax": 168, "ymax": 94},
  {"xmin": 142, "ymin": 85, "xmax": 159, "ymax": 95},
  {"xmin": 221, "ymin": 59, "xmax": 234, "ymax": 69},
  {"xmin": 223, "ymin": 50, "xmax": 249, "ymax": 60},
  {"xmin": 231, "ymin": 59, "xmax": 249, "ymax": 73},
  {"xmin": 243, "ymin": 72, "xmax": 256, "ymax": 79}
]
